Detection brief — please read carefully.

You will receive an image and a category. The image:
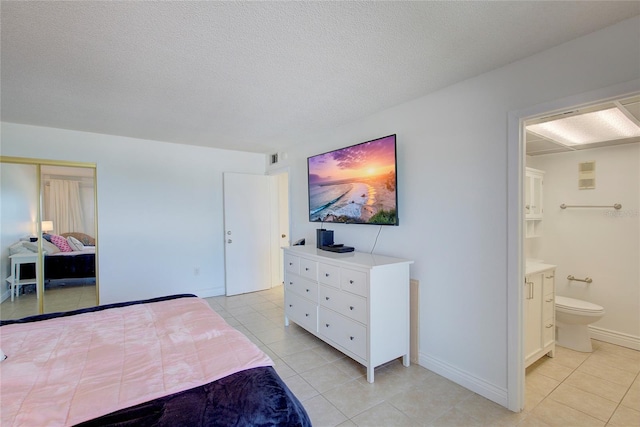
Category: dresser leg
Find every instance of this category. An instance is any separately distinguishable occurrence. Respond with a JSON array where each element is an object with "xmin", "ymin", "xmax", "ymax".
[
  {"xmin": 402, "ymin": 354, "xmax": 410, "ymax": 367},
  {"xmin": 367, "ymin": 366, "xmax": 374, "ymax": 383}
]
